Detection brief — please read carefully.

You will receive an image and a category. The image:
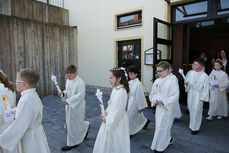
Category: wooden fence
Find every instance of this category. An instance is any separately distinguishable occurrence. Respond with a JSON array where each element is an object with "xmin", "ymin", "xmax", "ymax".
[
  {"xmin": 0, "ymin": 0, "xmax": 69, "ymax": 26},
  {"xmin": 0, "ymin": 14, "xmax": 77, "ymax": 96}
]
